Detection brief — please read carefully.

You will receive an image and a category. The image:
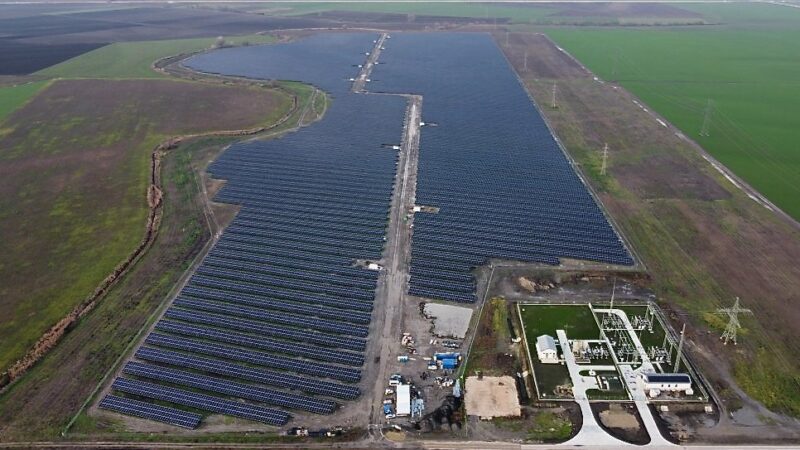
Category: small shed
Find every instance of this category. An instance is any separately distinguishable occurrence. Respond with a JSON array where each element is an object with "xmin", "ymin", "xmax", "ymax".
[{"xmin": 535, "ymin": 334, "xmax": 559, "ymax": 364}]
